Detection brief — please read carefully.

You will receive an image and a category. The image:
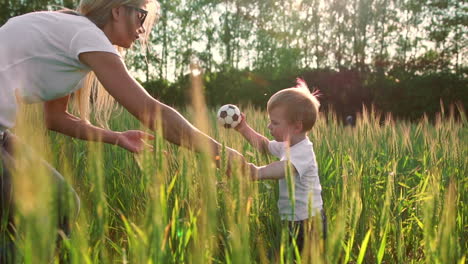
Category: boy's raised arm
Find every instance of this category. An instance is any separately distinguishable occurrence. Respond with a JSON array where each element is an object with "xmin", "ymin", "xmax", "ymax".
[{"xmin": 235, "ymin": 114, "xmax": 270, "ymax": 154}]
